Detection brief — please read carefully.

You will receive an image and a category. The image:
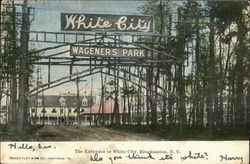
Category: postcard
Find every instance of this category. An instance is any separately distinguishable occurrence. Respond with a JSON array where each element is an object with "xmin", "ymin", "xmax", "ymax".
[{"xmin": 0, "ymin": 0, "xmax": 249, "ymax": 163}]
